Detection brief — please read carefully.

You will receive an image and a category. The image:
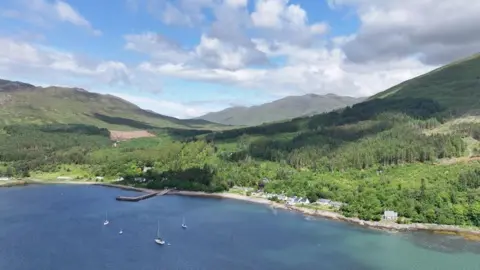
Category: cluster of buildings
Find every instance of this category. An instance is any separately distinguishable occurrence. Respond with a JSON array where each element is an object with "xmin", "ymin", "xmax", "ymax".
[
  {"xmin": 254, "ymin": 178, "xmax": 399, "ymax": 221},
  {"xmin": 245, "ymin": 188, "xmax": 345, "ymax": 209}
]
